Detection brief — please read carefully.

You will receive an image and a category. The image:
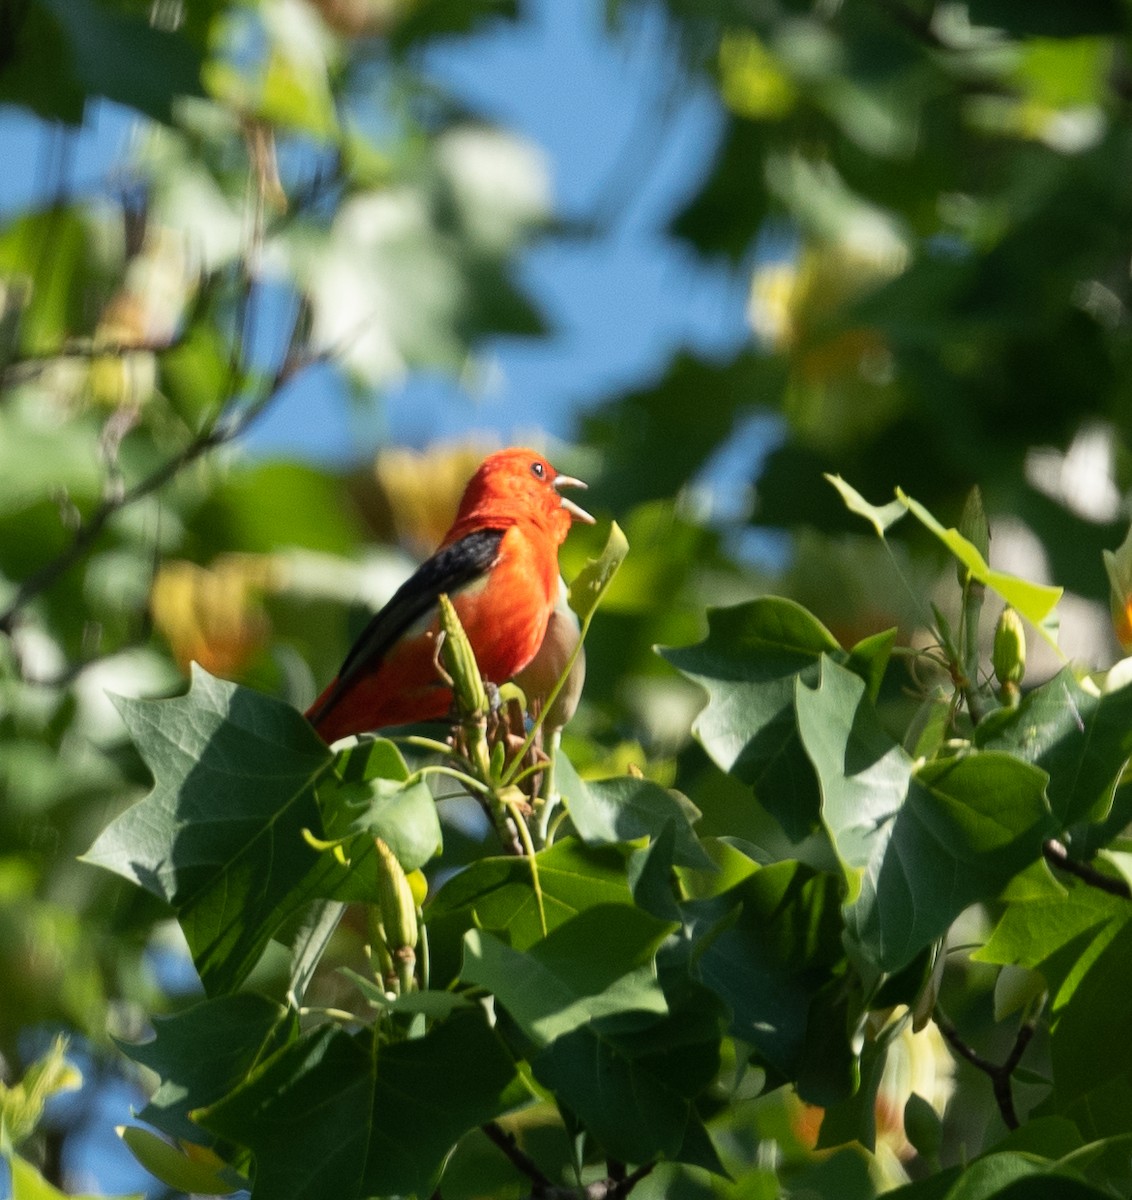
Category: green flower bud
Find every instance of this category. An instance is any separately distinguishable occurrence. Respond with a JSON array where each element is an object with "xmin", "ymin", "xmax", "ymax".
[
  {"xmin": 993, "ymin": 606, "xmax": 1026, "ymax": 689},
  {"xmin": 438, "ymin": 593, "xmax": 489, "ymax": 718},
  {"xmin": 374, "ymin": 838, "xmax": 418, "ymax": 955},
  {"xmin": 956, "ymin": 487, "xmax": 989, "ymax": 587}
]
